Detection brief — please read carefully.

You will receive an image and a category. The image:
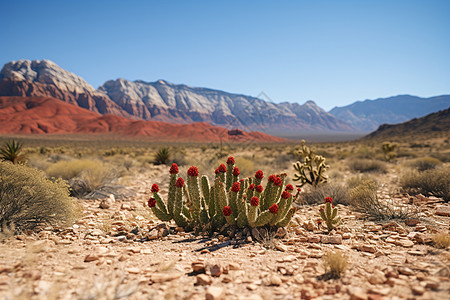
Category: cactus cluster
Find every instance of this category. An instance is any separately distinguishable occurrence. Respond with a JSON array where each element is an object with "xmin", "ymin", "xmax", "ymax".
[
  {"xmin": 319, "ymin": 197, "xmax": 341, "ymax": 232},
  {"xmin": 293, "ymin": 140, "xmax": 329, "ymax": 187},
  {"xmin": 382, "ymin": 142, "xmax": 397, "ymax": 161},
  {"xmin": 148, "ymin": 157, "xmax": 296, "ymax": 233}
]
